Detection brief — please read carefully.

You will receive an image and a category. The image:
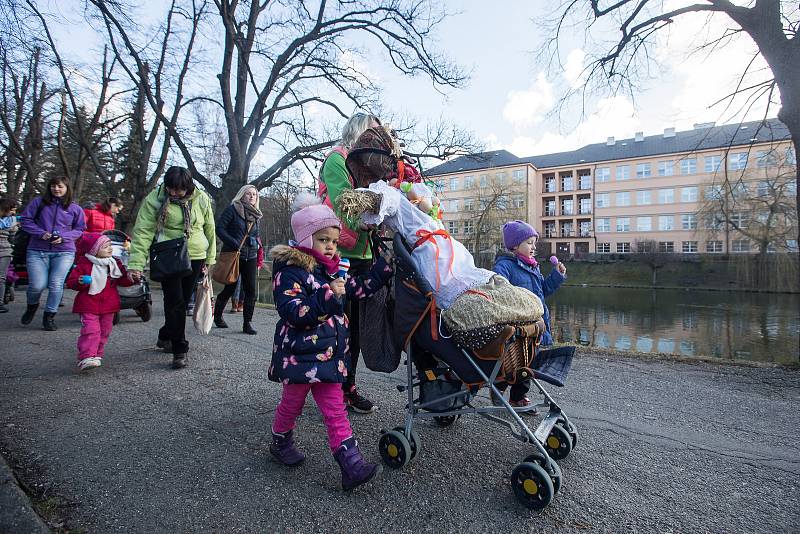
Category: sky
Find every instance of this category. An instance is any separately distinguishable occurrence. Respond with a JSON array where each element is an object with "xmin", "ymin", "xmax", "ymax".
[{"xmin": 46, "ymin": 0, "xmax": 777, "ymax": 166}]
